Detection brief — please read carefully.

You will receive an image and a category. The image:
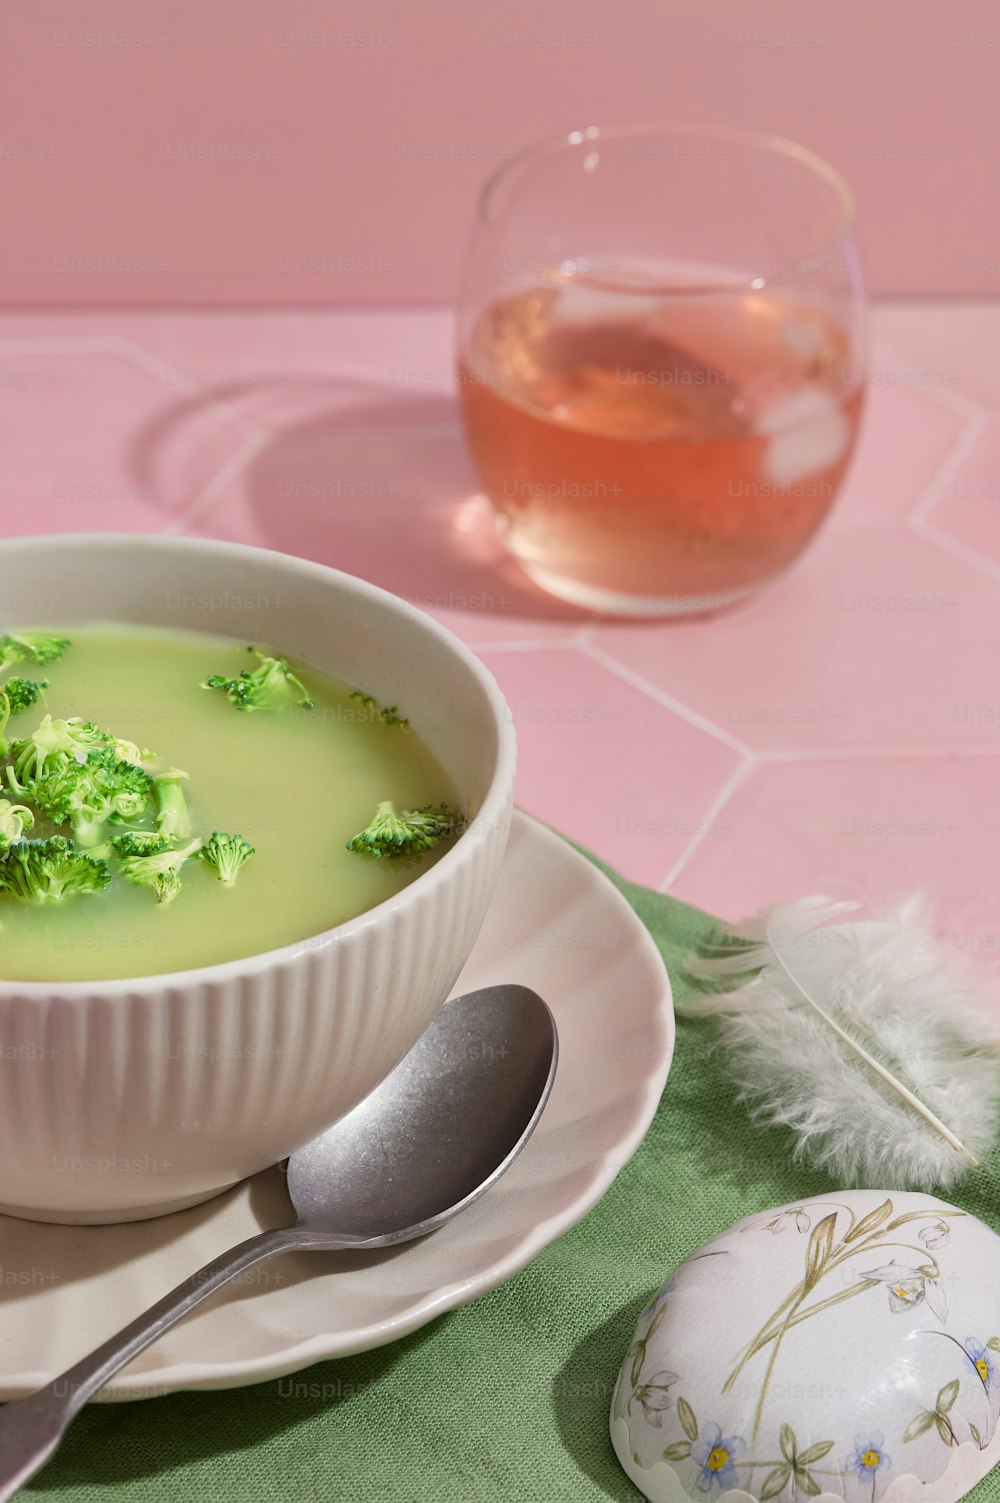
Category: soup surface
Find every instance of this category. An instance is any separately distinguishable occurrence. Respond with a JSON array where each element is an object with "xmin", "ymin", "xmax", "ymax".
[{"xmin": 0, "ymin": 625, "xmax": 458, "ymax": 981}]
